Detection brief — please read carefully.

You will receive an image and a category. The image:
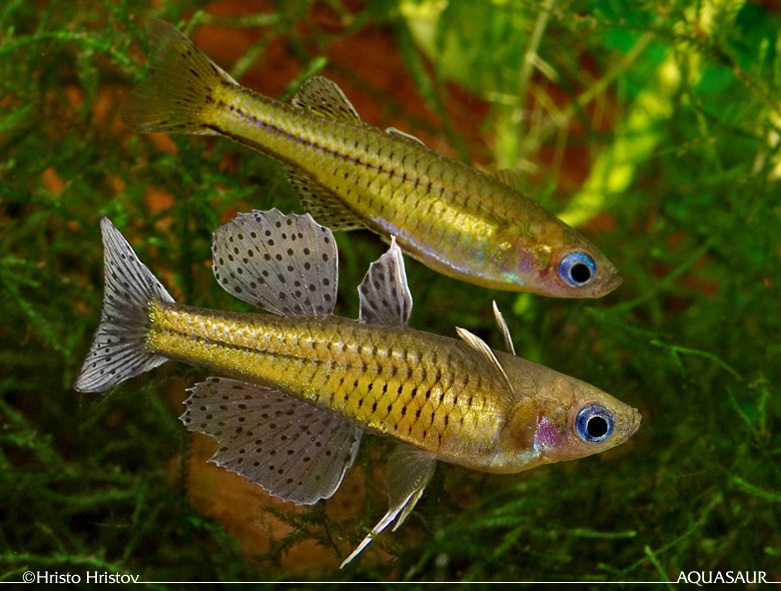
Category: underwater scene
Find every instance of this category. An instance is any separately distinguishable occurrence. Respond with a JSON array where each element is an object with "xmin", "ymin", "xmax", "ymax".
[{"xmin": 1, "ymin": 0, "xmax": 779, "ymax": 585}]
